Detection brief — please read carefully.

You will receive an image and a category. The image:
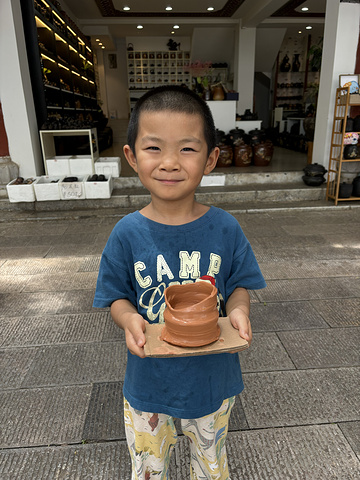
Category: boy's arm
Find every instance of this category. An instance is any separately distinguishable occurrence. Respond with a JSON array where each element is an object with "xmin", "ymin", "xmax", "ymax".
[
  {"xmin": 225, "ymin": 287, "xmax": 252, "ymax": 346},
  {"xmin": 111, "ymin": 298, "xmax": 147, "ymax": 358}
]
